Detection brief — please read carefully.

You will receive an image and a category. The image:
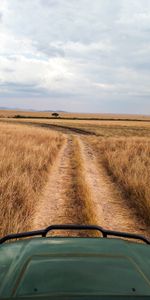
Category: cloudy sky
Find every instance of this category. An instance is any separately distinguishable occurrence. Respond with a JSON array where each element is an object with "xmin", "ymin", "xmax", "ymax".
[{"xmin": 0, "ymin": 0, "xmax": 150, "ymax": 113}]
